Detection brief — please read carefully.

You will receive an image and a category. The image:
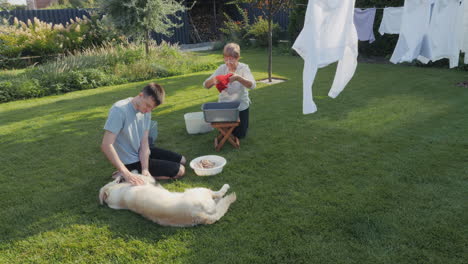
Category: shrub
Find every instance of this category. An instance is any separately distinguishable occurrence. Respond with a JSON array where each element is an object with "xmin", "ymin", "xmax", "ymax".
[
  {"xmin": 0, "ymin": 81, "xmax": 14, "ymax": 102},
  {"xmin": 0, "ymin": 77, "xmax": 42, "ymax": 102},
  {"xmin": 288, "ymin": 0, "xmax": 307, "ymax": 44},
  {"xmin": 16, "ymin": 78, "xmax": 42, "ymax": 98},
  {"xmin": 114, "ymin": 61, "xmax": 170, "ymax": 82},
  {"xmin": 246, "ymin": 17, "xmax": 280, "ymax": 47},
  {"xmin": 220, "ymin": 5, "xmax": 251, "ymax": 46}
]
